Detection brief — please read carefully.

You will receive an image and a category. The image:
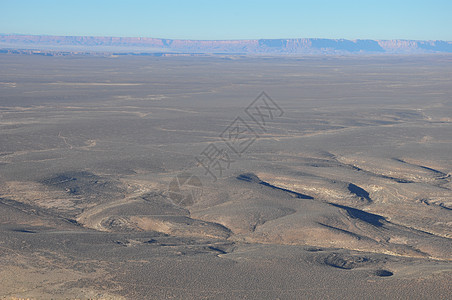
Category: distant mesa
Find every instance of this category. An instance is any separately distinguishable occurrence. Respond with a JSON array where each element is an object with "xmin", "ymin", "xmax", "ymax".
[{"xmin": 0, "ymin": 34, "xmax": 451, "ymax": 56}]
